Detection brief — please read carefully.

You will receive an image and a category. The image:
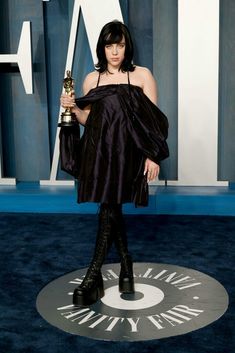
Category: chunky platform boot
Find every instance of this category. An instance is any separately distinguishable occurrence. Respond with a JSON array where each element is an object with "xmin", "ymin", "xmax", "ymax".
[
  {"xmin": 111, "ymin": 205, "xmax": 135, "ymax": 293},
  {"xmin": 73, "ymin": 205, "xmax": 112, "ymax": 306},
  {"xmin": 73, "ymin": 269, "xmax": 104, "ymax": 306}
]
